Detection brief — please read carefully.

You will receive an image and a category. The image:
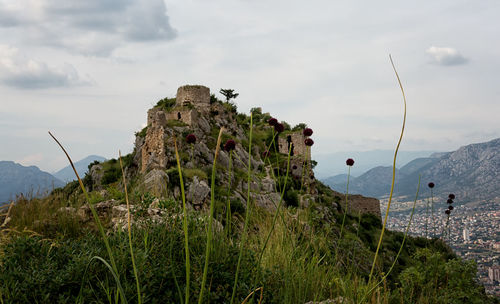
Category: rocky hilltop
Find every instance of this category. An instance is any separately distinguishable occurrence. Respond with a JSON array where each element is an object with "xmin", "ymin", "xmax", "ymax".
[{"xmin": 87, "ymin": 85, "xmax": 381, "ymax": 217}]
